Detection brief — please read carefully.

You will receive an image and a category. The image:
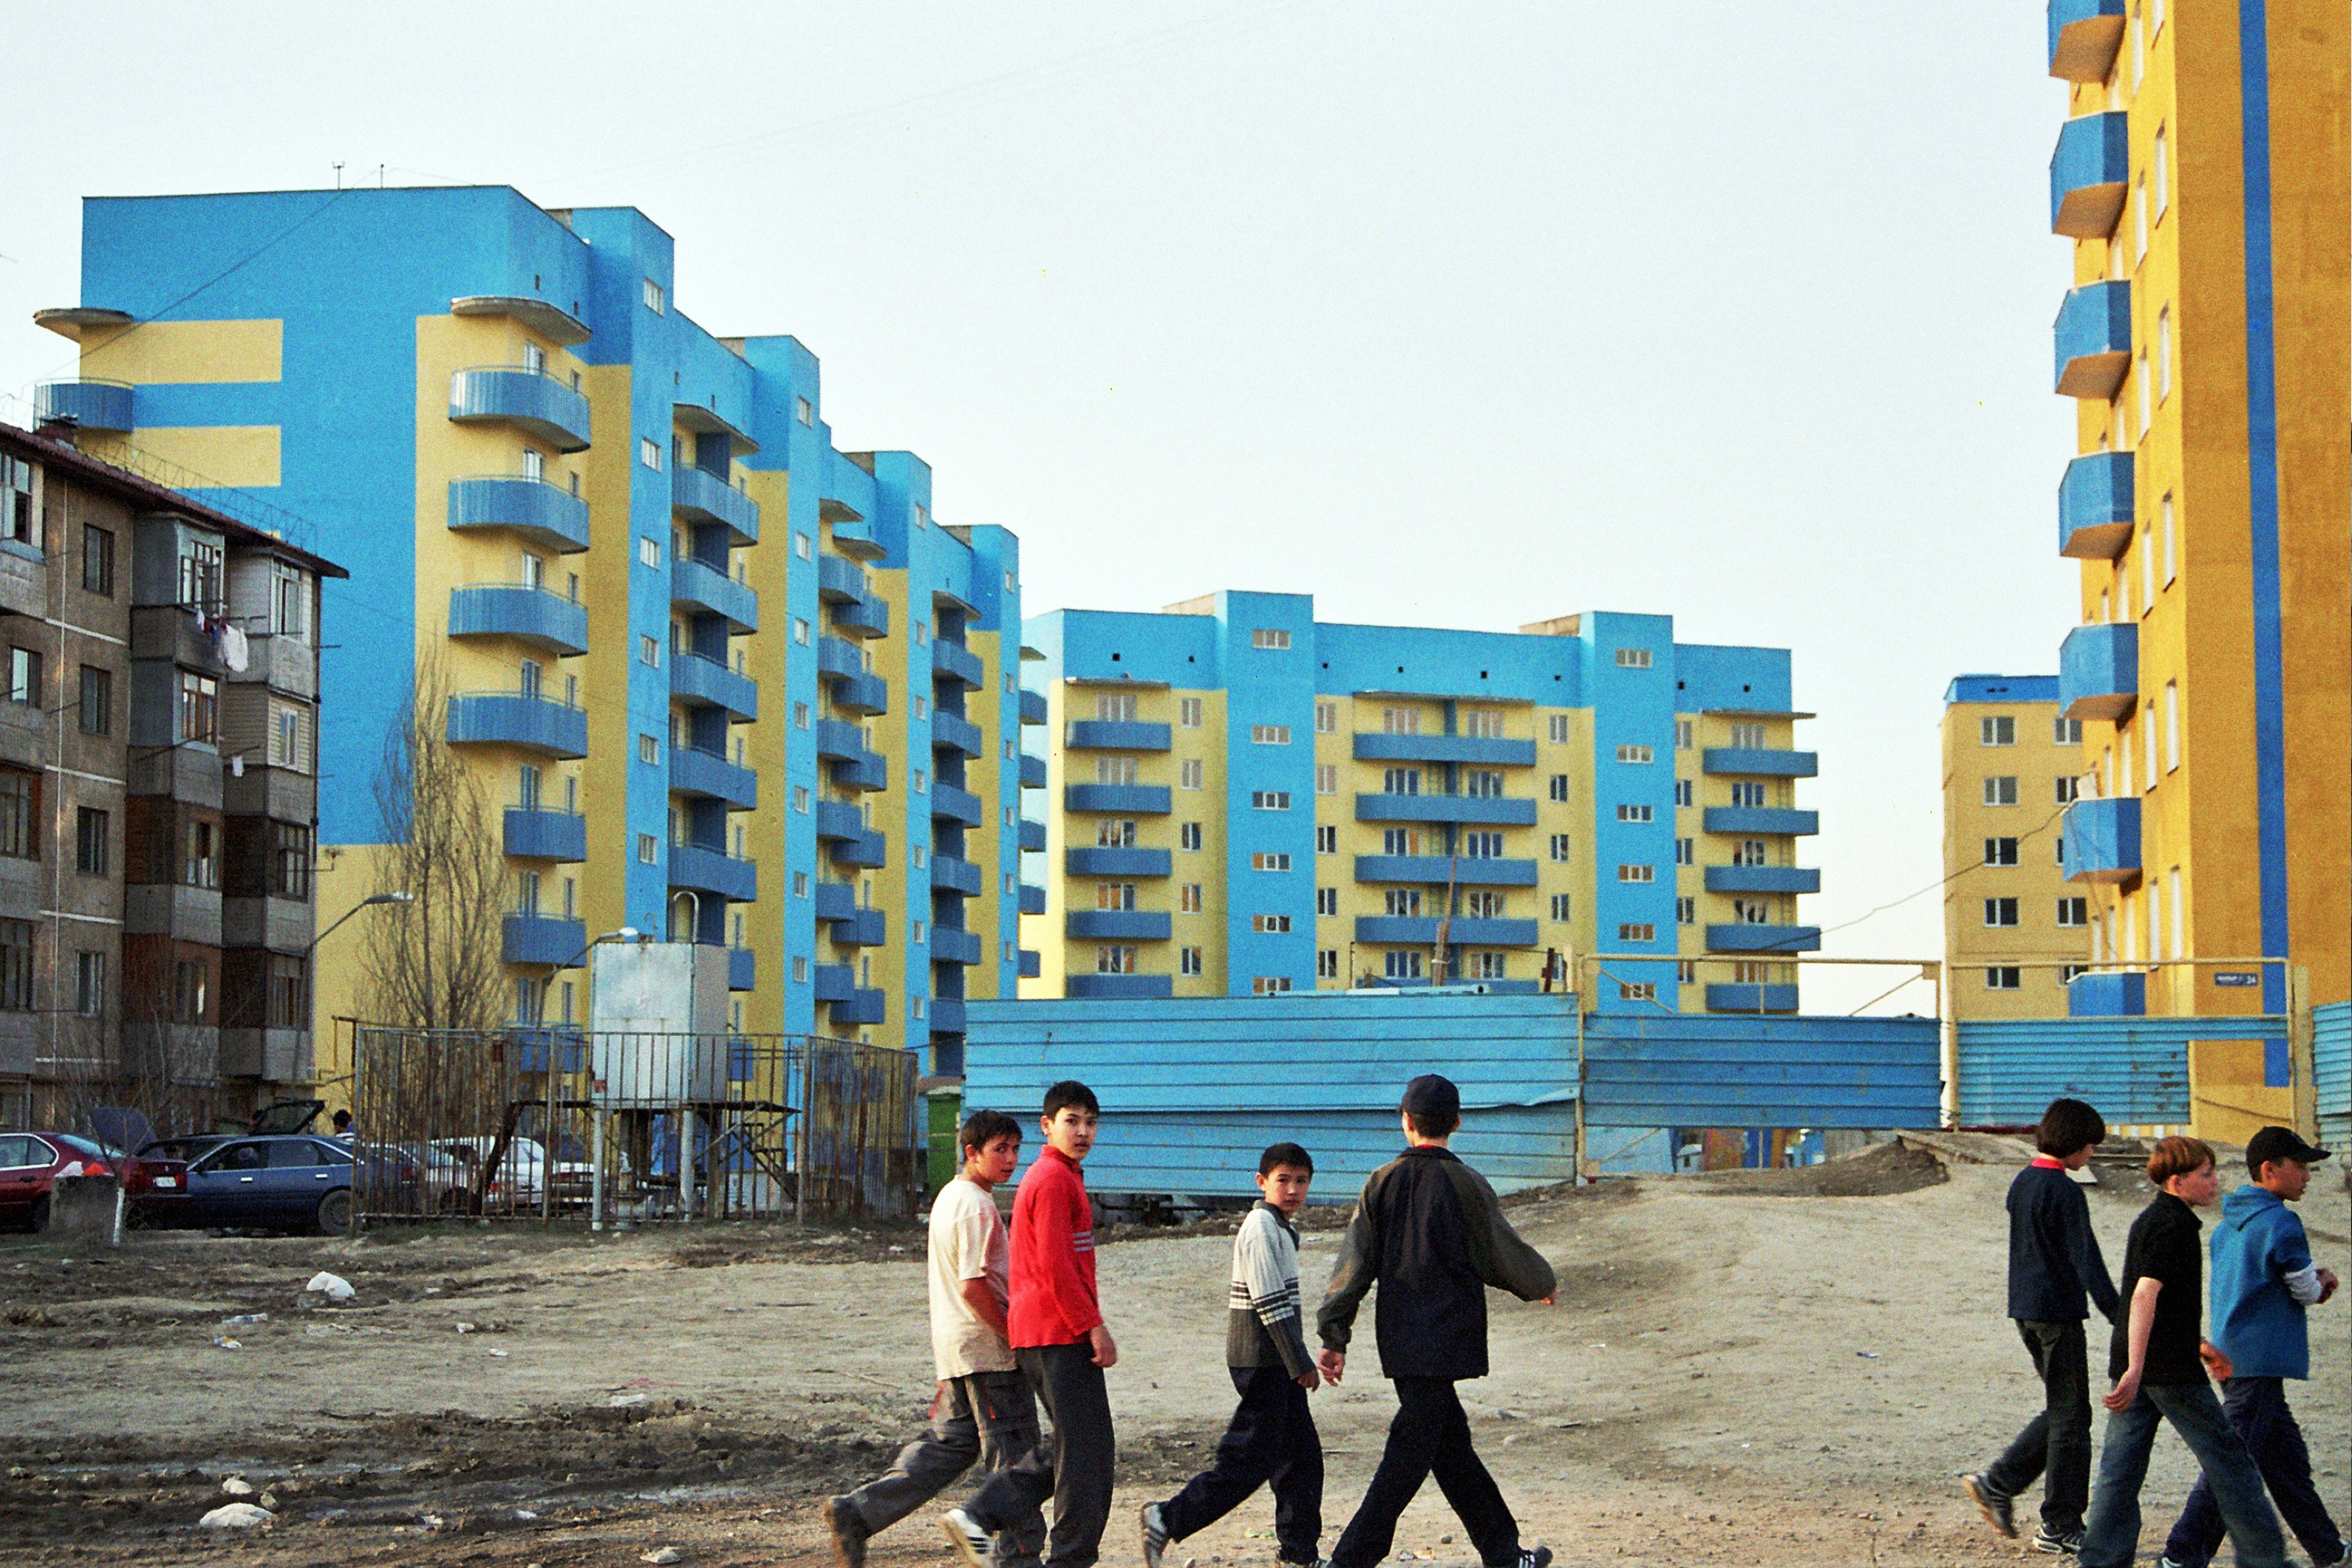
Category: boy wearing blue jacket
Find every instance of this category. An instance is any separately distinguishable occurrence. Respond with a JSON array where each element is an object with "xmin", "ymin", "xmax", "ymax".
[{"xmin": 2158, "ymin": 1127, "xmax": 2343, "ymax": 1568}]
